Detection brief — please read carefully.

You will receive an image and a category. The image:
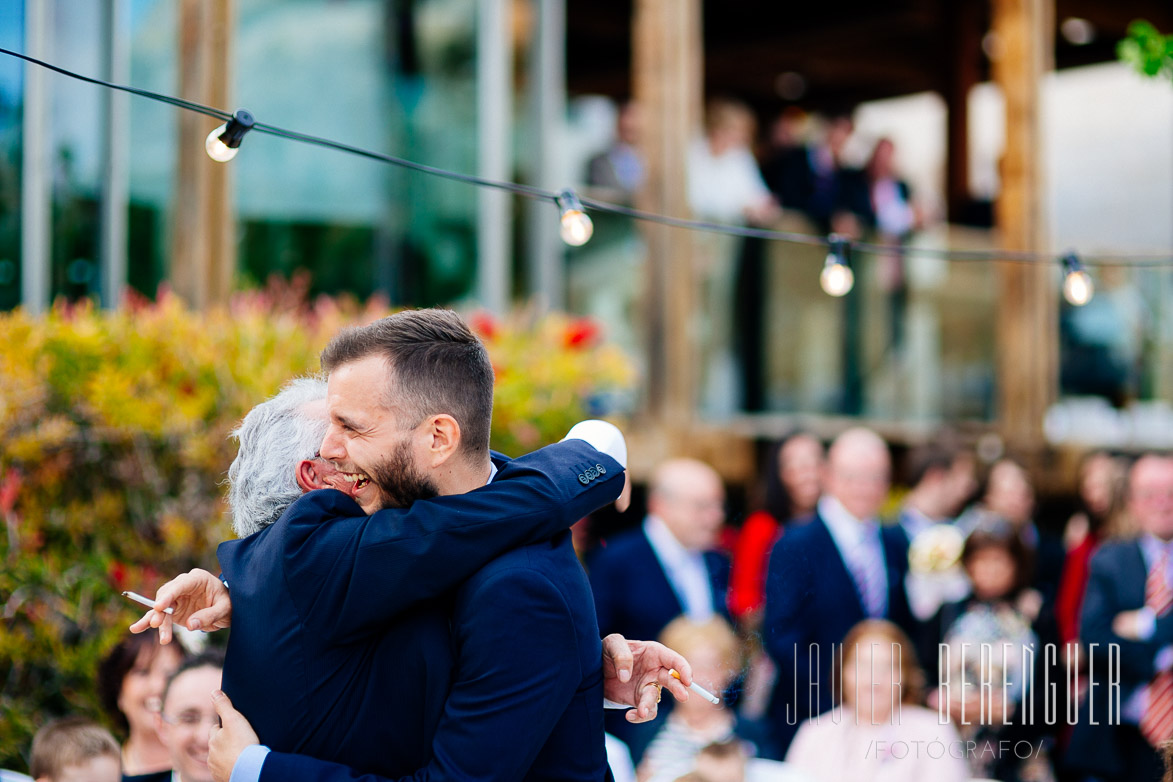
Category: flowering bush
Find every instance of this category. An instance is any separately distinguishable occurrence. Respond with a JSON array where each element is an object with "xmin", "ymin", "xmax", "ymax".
[{"xmin": 0, "ymin": 280, "xmax": 634, "ymax": 768}]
